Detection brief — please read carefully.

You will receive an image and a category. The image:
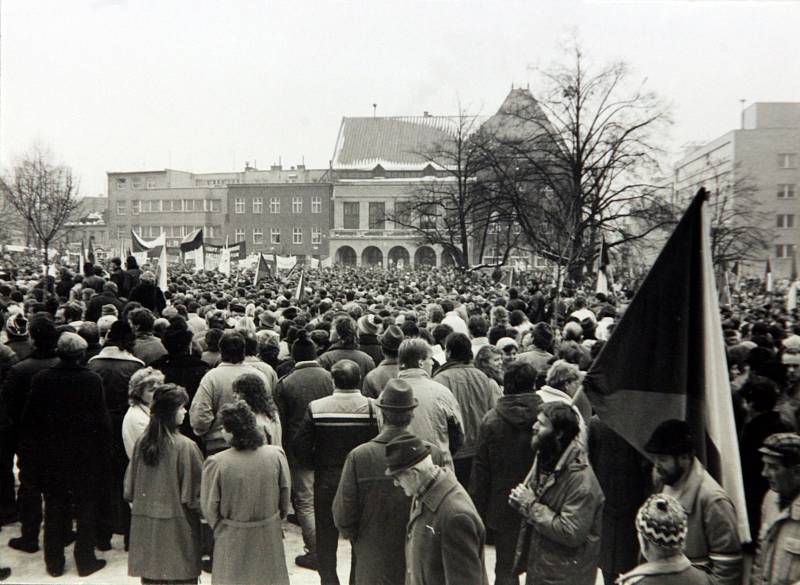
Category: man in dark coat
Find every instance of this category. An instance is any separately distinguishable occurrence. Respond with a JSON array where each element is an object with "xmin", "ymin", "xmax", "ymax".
[
  {"xmin": 386, "ymin": 431, "xmax": 488, "ymax": 585},
  {"xmin": 333, "ymin": 379, "xmax": 447, "ymax": 585},
  {"xmin": 318, "ymin": 316, "xmax": 375, "ymax": 381},
  {"xmin": 128, "ymin": 270, "xmax": 166, "ymax": 315},
  {"xmin": 471, "ymin": 361, "xmax": 542, "ymax": 585},
  {"xmin": 82, "ymin": 264, "xmax": 106, "ymax": 294},
  {"xmin": 362, "ymin": 325, "xmax": 403, "ymax": 399},
  {"xmin": 84, "ymin": 281, "xmax": 126, "ymax": 323},
  {"xmin": 108, "ymin": 257, "xmax": 132, "ymax": 299},
  {"xmin": 356, "ymin": 314, "xmax": 383, "ymax": 366},
  {"xmin": 1, "ymin": 313, "xmax": 59, "ymax": 548},
  {"xmin": 20, "ymin": 333, "xmax": 111, "ymax": 577},
  {"xmin": 151, "ymin": 316, "xmax": 209, "ymax": 446}
]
